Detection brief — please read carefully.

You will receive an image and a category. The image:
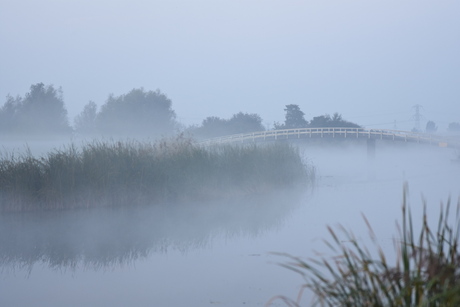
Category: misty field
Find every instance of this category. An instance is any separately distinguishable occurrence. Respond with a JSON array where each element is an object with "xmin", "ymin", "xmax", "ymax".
[{"xmin": 0, "ymin": 137, "xmax": 313, "ymax": 212}]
